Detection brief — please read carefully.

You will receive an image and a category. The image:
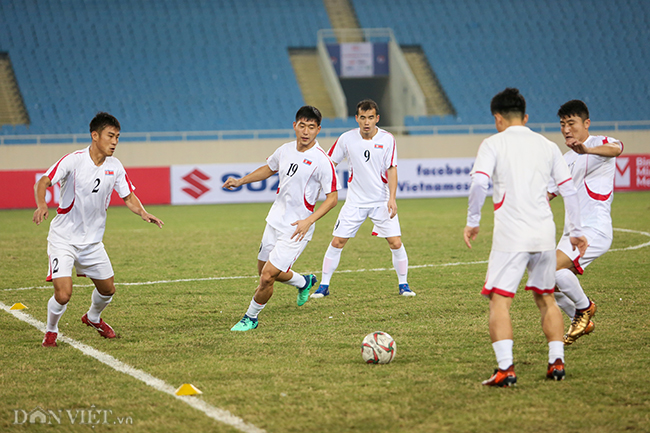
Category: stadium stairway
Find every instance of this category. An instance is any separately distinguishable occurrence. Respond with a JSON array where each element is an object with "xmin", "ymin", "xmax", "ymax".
[
  {"xmin": 325, "ymin": 0, "xmax": 453, "ymax": 119},
  {"xmin": 288, "ymin": 48, "xmax": 337, "ymax": 119},
  {"xmin": 0, "ymin": 53, "xmax": 29, "ymax": 127},
  {"xmin": 401, "ymin": 46, "xmax": 455, "ymax": 117},
  {"xmin": 323, "ymin": 0, "xmax": 363, "ymax": 42}
]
